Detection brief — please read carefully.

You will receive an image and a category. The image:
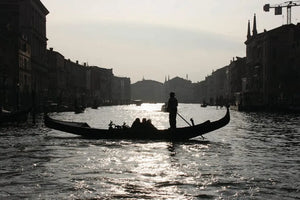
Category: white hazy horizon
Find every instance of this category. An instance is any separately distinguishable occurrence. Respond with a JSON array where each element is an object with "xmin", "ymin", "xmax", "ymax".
[{"xmin": 42, "ymin": 0, "xmax": 300, "ymax": 83}]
